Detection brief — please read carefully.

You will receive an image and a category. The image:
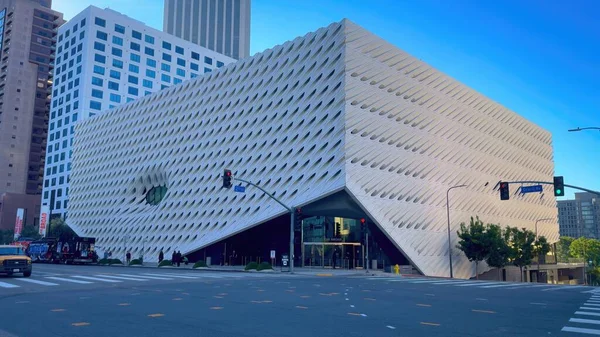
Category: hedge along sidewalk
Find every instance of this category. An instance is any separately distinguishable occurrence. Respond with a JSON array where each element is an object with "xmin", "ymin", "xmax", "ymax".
[{"xmin": 94, "ymin": 262, "xmax": 257, "ymax": 273}]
